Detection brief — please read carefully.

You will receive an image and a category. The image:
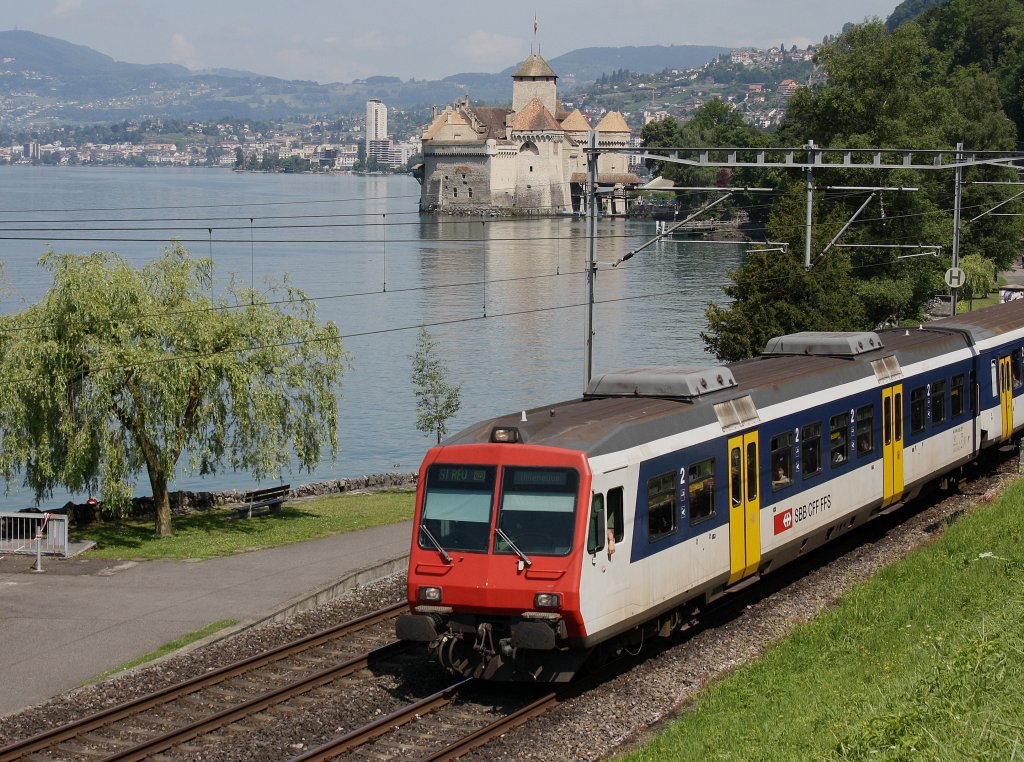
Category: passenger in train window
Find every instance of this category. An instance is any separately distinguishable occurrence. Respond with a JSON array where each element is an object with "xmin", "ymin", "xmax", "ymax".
[
  {"xmin": 772, "ymin": 463, "xmax": 789, "ymax": 488},
  {"xmin": 829, "ymin": 414, "xmax": 848, "ymax": 465},
  {"xmin": 858, "ymin": 434, "xmax": 872, "ymax": 454}
]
